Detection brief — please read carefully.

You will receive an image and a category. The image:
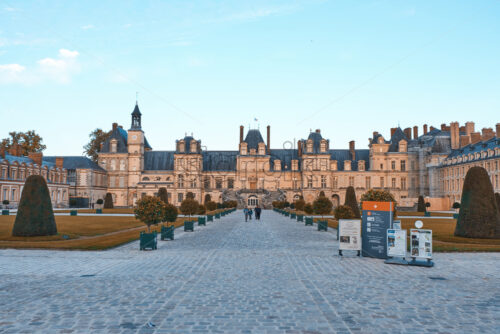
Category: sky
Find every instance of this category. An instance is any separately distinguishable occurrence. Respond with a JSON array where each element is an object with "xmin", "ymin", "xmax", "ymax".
[{"xmin": 0, "ymin": 0, "xmax": 499, "ymax": 155}]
